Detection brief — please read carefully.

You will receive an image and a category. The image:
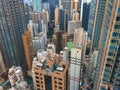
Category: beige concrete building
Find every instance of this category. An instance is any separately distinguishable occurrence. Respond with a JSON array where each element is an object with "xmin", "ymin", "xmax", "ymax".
[
  {"xmin": 54, "ymin": 6, "xmax": 59, "ymax": 25},
  {"xmin": 32, "ymin": 50, "xmax": 68, "ymax": 90}
]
